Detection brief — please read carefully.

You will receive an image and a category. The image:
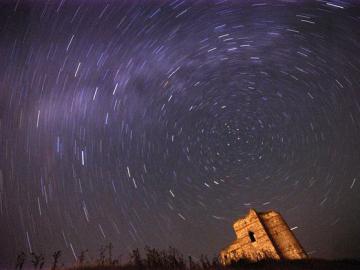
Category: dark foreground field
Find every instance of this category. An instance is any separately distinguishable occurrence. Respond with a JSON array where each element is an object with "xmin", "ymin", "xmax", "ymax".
[
  {"xmin": 14, "ymin": 247, "xmax": 360, "ymax": 270},
  {"xmin": 66, "ymin": 247, "xmax": 360, "ymax": 270},
  {"xmin": 68, "ymin": 259, "xmax": 360, "ymax": 270}
]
